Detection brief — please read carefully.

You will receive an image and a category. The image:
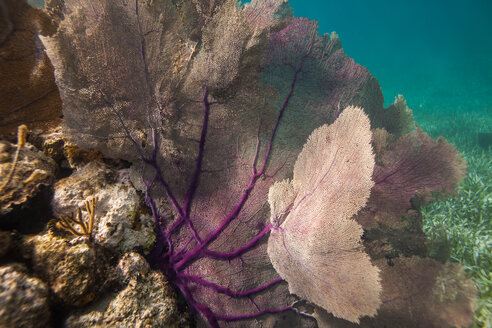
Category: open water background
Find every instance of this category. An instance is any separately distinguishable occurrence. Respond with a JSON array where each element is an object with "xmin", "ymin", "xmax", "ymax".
[{"xmin": 289, "ymin": 0, "xmax": 492, "ymax": 113}]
